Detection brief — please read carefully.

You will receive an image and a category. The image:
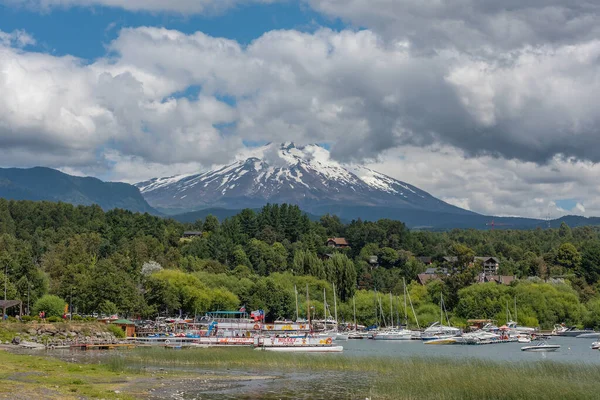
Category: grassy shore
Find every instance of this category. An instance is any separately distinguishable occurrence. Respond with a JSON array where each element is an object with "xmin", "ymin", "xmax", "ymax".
[
  {"xmin": 0, "ymin": 349, "xmax": 143, "ymax": 399},
  {"xmin": 123, "ymin": 347, "xmax": 600, "ymax": 399},
  {"xmin": 1, "ymin": 347, "xmax": 600, "ymax": 399}
]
